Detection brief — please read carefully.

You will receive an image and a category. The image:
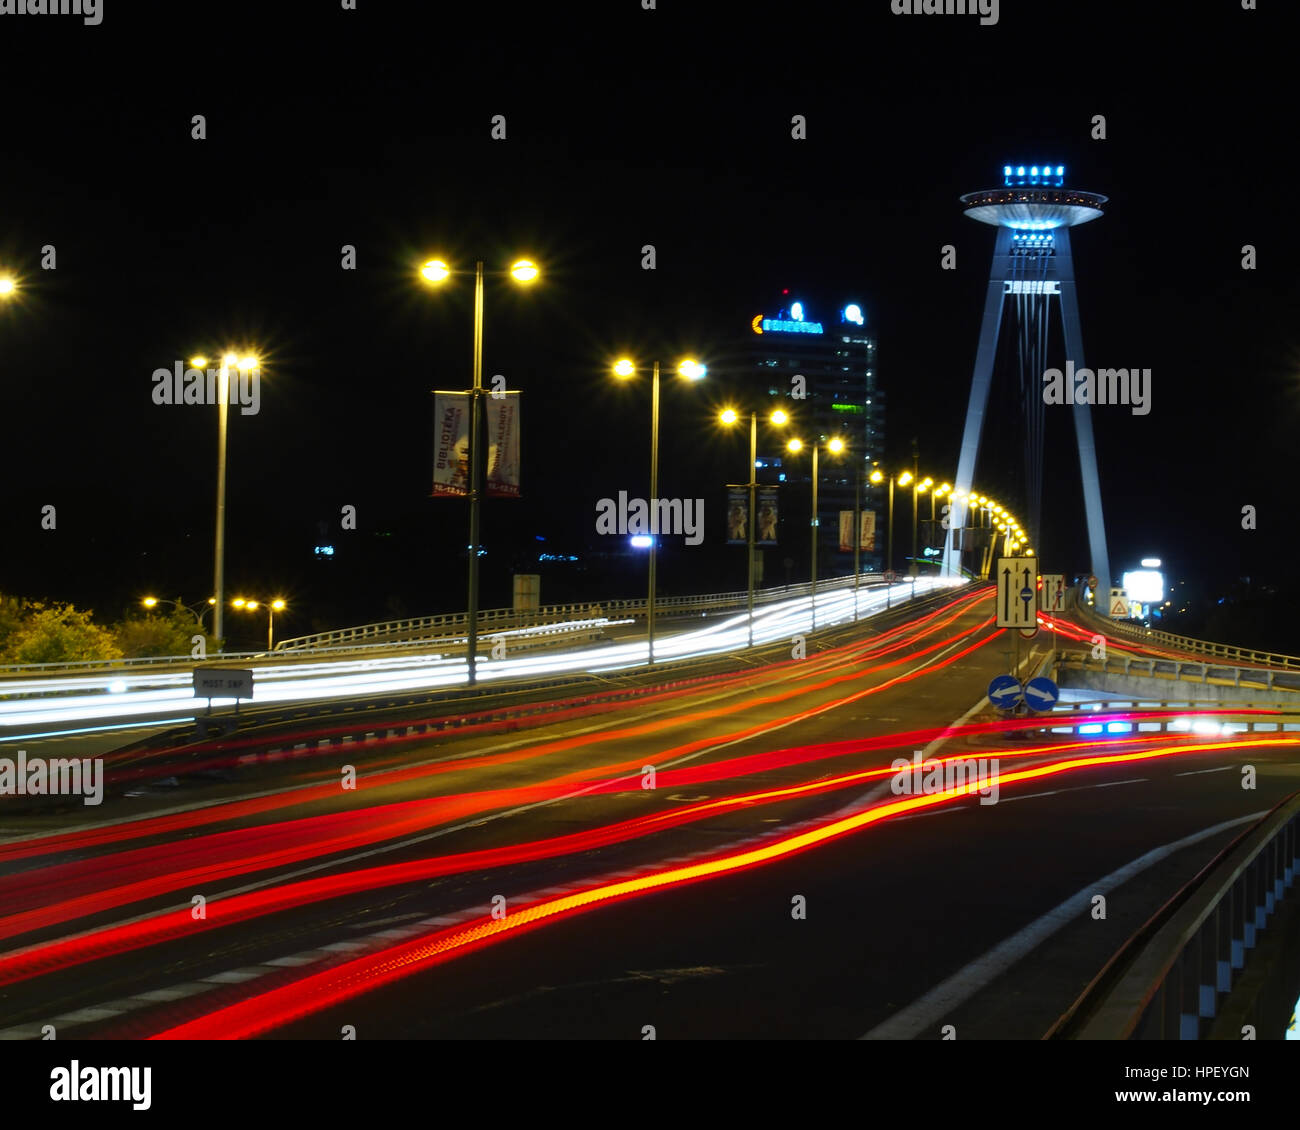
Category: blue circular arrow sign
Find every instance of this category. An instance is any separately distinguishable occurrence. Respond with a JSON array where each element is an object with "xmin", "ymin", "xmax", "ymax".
[
  {"xmin": 1023, "ymin": 676, "xmax": 1060, "ymax": 713},
  {"xmin": 987, "ymin": 674, "xmax": 1023, "ymax": 710}
]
